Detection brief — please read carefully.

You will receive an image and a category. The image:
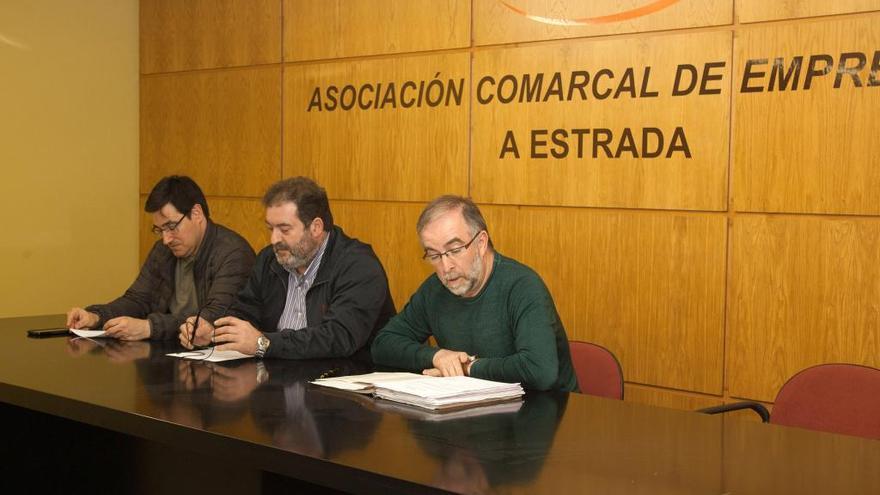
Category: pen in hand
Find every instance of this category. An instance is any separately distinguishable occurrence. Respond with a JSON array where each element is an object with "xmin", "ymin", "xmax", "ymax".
[{"xmin": 190, "ymin": 307, "xmax": 205, "ymax": 349}]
